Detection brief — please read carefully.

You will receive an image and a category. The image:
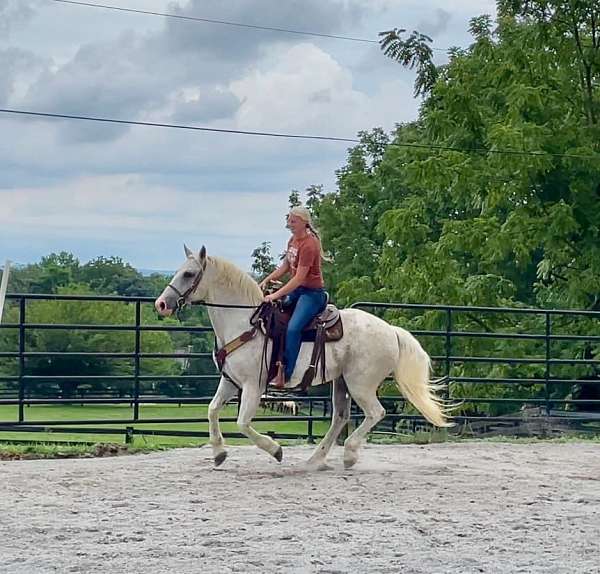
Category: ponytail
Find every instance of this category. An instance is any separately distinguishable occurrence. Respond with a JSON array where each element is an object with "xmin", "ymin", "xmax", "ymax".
[{"xmin": 307, "ymin": 222, "xmax": 332, "ymax": 262}]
